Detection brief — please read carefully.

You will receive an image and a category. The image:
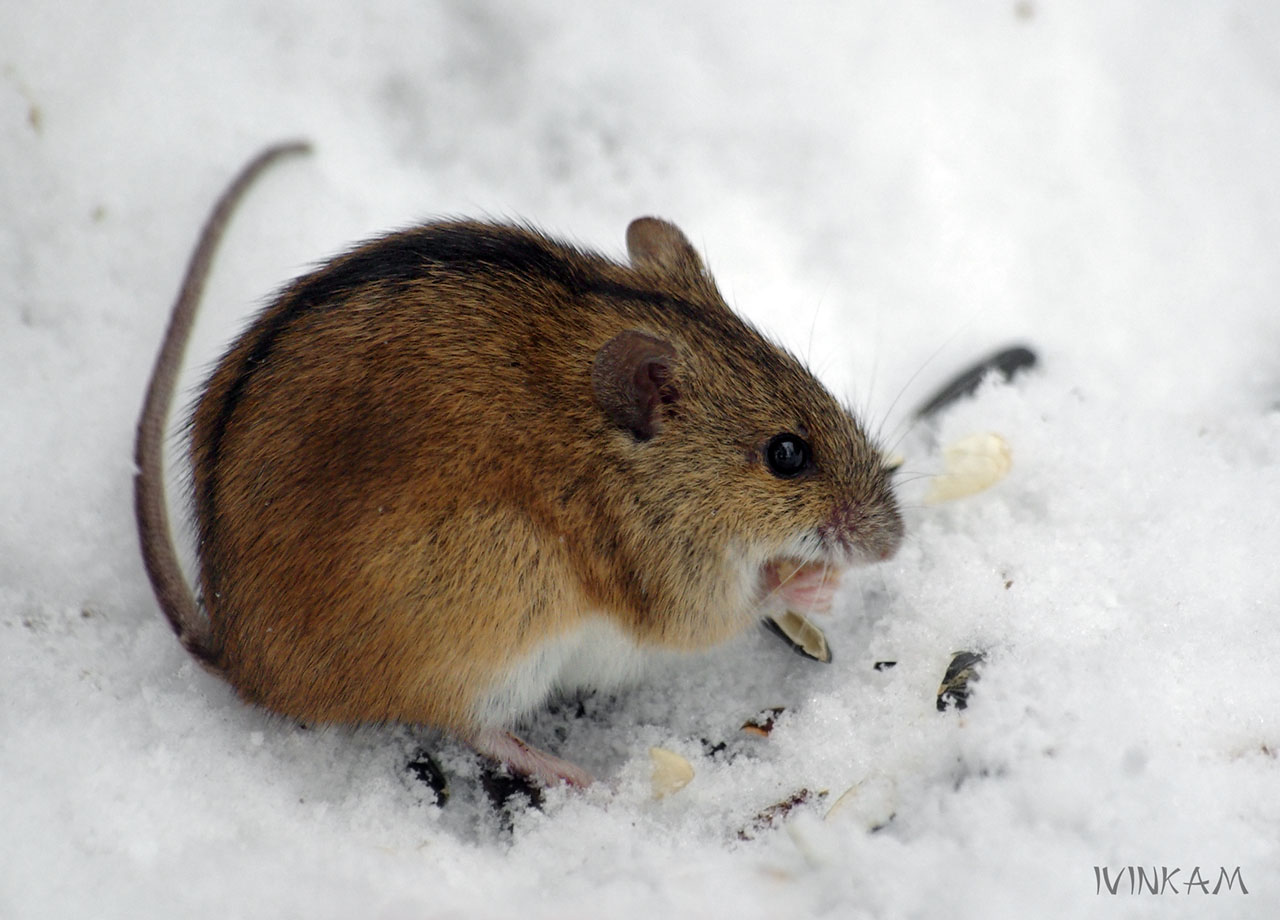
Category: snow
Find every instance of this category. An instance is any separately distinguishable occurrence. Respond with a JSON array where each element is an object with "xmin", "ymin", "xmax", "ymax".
[{"xmin": 3, "ymin": 1, "xmax": 1279, "ymax": 917}]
